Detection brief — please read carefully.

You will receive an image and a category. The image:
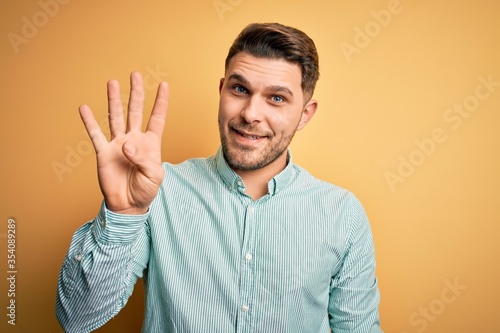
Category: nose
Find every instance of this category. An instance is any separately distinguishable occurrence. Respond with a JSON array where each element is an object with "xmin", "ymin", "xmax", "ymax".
[{"xmin": 240, "ymin": 95, "xmax": 264, "ymax": 123}]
